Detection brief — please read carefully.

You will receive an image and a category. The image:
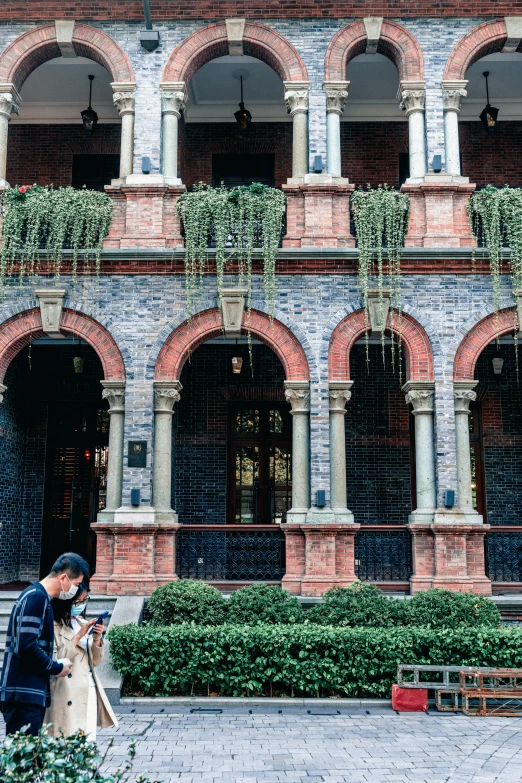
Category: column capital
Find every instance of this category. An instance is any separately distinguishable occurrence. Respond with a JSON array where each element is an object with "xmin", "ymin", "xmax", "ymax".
[
  {"xmin": 454, "ymin": 380, "xmax": 478, "ymax": 413},
  {"xmin": 0, "ymin": 84, "xmax": 22, "ymax": 120},
  {"xmin": 284, "ymin": 380, "xmax": 310, "ymax": 414},
  {"xmin": 329, "ymin": 381, "xmax": 353, "ymax": 412},
  {"xmin": 111, "ymin": 82, "xmax": 136, "ymax": 116},
  {"xmin": 0, "ymin": 382, "xmax": 6, "ymax": 404},
  {"xmin": 442, "ymin": 80, "xmax": 468, "ymax": 113},
  {"xmin": 323, "ymin": 81, "xmax": 349, "ymax": 115},
  {"xmin": 101, "ymin": 380, "xmax": 126, "ymax": 413},
  {"xmin": 284, "ymin": 81, "xmax": 310, "ymax": 116},
  {"xmin": 160, "ymin": 82, "xmax": 187, "ymax": 117},
  {"xmin": 403, "ymin": 380, "xmax": 435, "ymax": 414},
  {"xmin": 398, "ymin": 80, "xmax": 426, "ymax": 116},
  {"xmin": 154, "ymin": 380, "xmax": 182, "ymax": 413}
]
